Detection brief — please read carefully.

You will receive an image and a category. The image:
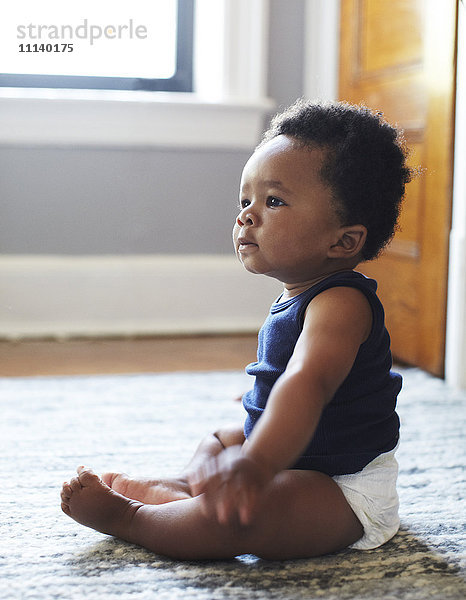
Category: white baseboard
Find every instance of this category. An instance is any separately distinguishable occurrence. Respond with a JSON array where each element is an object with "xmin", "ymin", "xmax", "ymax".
[{"xmin": 0, "ymin": 255, "xmax": 282, "ymax": 339}]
